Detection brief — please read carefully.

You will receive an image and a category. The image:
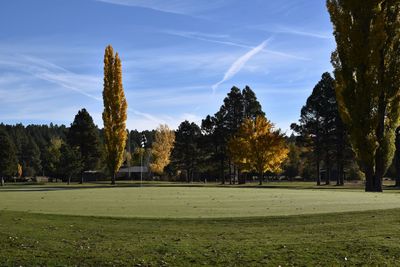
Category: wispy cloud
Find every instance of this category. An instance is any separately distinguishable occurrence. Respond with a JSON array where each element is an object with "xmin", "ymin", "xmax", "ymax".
[
  {"xmin": 253, "ymin": 25, "xmax": 333, "ymax": 40},
  {"xmin": 0, "ymin": 55, "xmax": 102, "ymax": 101},
  {"xmin": 162, "ymin": 30, "xmax": 309, "ymax": 61},
  {"xmin": 273, "ymin": 26, "xmax": 333, "ymax": 39},
  {"xmin": 127, "ymin": 109, "xmax": 203, "ymax": 131},
  {"xmin": 96, "ymin": 0, "xmax": 227, "ymax": 16},
  {"xmin": 212, "ymin": 39, "xmax": 270, "ymax": 92}
]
